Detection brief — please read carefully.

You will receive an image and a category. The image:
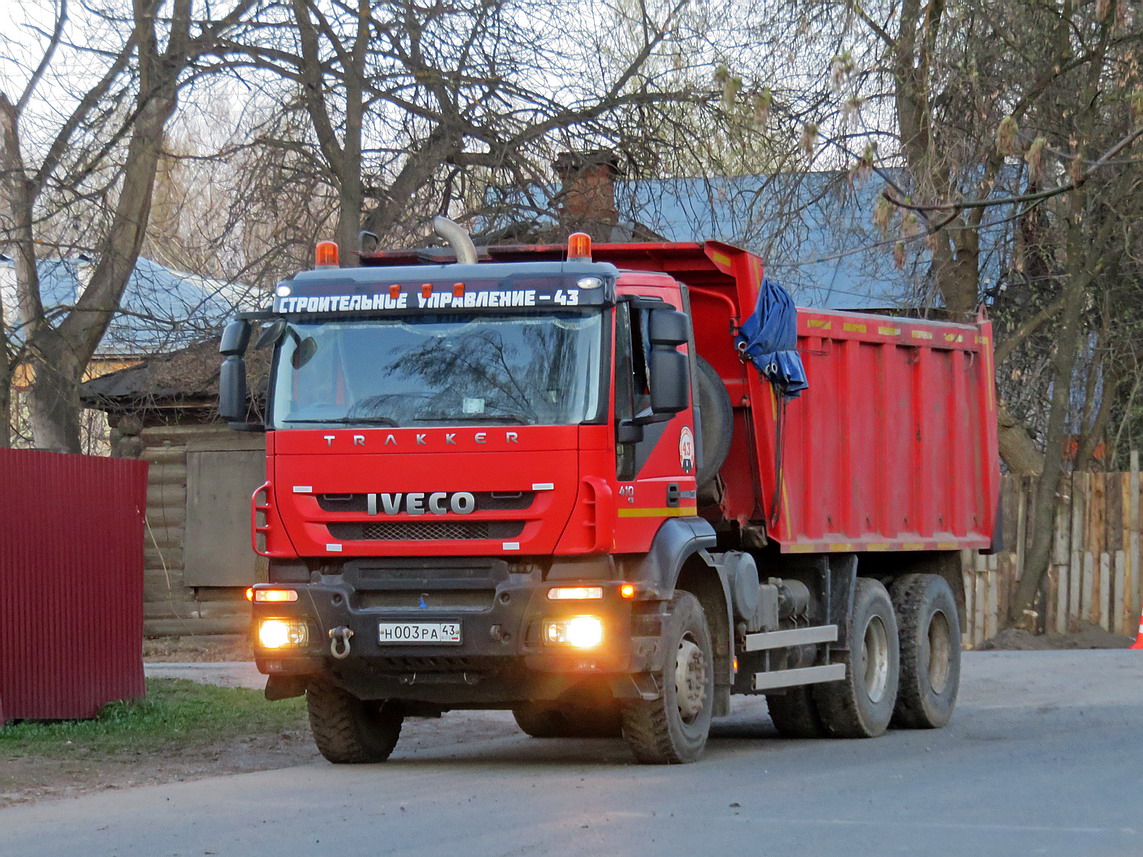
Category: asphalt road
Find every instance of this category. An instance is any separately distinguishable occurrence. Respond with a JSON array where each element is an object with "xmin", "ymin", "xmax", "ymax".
[{"xmin": 3, "ymin": 650, "xmax": 1141, "ymax": 857}]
